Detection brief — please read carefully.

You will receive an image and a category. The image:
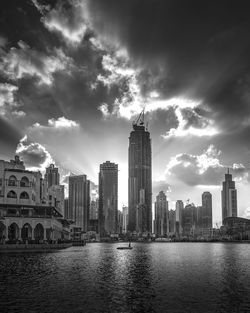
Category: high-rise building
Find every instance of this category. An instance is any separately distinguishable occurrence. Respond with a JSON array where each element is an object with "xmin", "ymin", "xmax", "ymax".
[
  {"xmin": 169, "ymin": 209, "xmax": 176, "ymax": 234},
  {"xmin": 68, "ymin": 174, "xmax": 90, "ymax": 232},
  {"xmin": 118, "ymin": 210, "xmax": 123, "ymax": 234},
  {"xmin": 202, "ymin": 192, "xmax": 212, "ymax": 228},
  {"xmin": 122, "ymin": 205, "xmax": 128, "ymax": 234},
  {"xmin": 64, "ymin": 198, "xmax": 69, "ymax": 219},
  {"xmin": 99, "ymin": 161, "xmax": 118, "ymax": 237},
  {"xmin": 182, "ymin": 204, "xmax": 196, "ymax": 236},
  {"xmin": 154, "ymin": 191, "xmax": 169, "ymax": 237},
  {"xmin": 221, "ymin": 169, "xmax": 237, "ymax": 222},
  {"xmin": 128, "ymin": 111, "xmax": 152, "ymax": 234},
  {"xmin": 45, "ymin": 164, "xmax": 60, "ymax": 188},
  {"xmin": 175, "ymin": 200, "xmax": 184, "ymax": 235},
  {"xmin": 48, "ymin": 185, "xmax": 65, "ymax": 217}
]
